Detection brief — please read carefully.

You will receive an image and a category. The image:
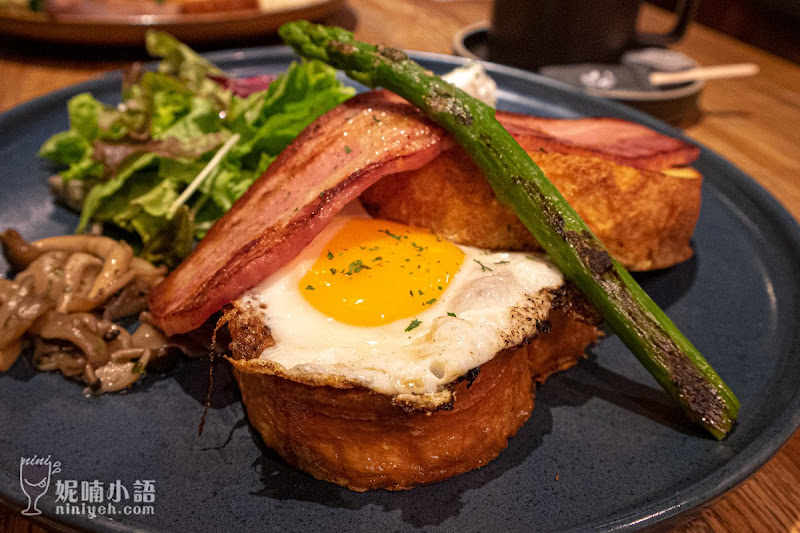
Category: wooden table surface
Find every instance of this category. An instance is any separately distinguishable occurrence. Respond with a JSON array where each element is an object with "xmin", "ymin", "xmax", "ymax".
[{"xmin": 1, "ymin": 1, "xmax": 799, "ymax": 531}]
